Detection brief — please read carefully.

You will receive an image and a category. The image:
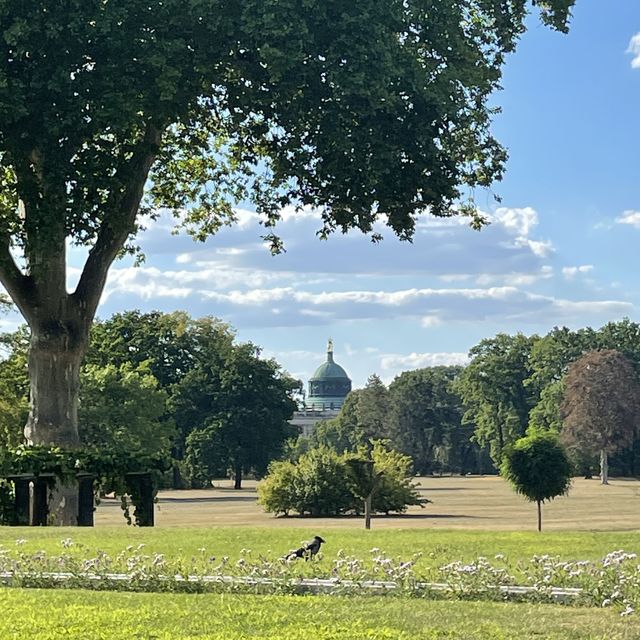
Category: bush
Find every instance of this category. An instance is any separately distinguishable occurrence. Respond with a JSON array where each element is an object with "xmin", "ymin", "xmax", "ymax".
[
  {"xmin": 258, "ymin": 441, "xmax": 422, "ymax": 517},
  {"xmin": 255, "ymin": 459, "xmax": 298, "ymax": 516},
  {"xmin": 369, "ymin": 441, "xmax": 423, "ymax": 514}
]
